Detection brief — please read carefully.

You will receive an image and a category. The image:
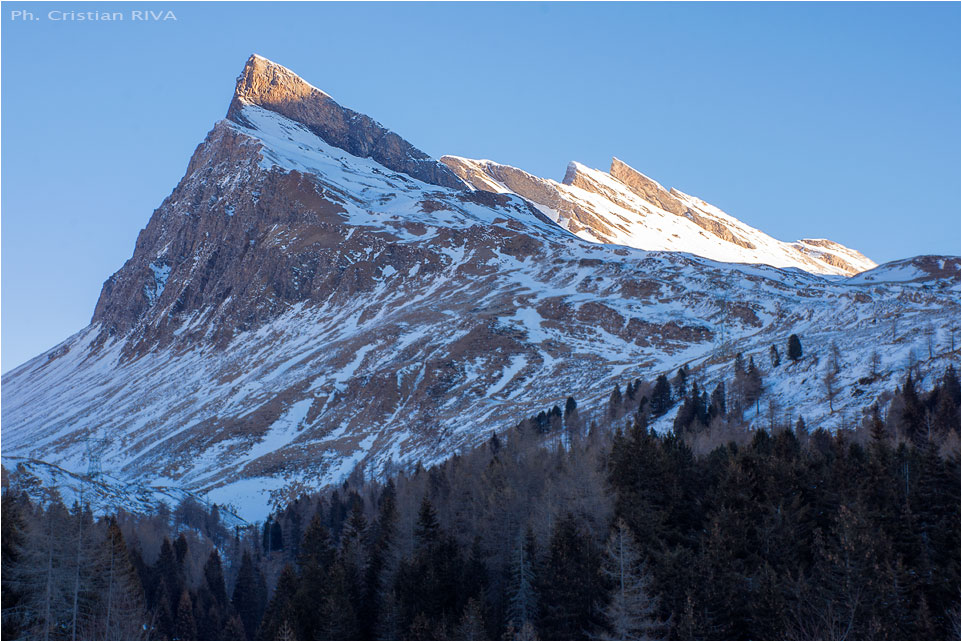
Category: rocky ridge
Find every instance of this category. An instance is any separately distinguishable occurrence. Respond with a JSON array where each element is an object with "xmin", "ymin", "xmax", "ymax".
[
  {"xmin": 229, "ymin": 54, "xmax": 465, "ymax": 190},
  {"xmin": 441, "ymin": 155, "xmax": 876, "ymax": 276}
]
